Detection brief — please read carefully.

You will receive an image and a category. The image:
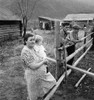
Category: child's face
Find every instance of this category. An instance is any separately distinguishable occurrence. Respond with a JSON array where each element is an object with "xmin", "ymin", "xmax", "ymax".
[{"xmin": 38, "ymin": 40, "xmax": 42, "ymax": 45}]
